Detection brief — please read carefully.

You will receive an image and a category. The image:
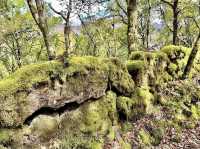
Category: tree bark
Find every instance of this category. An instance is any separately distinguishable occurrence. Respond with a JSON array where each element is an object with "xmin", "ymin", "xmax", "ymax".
[
  {"xmin": 182, "ymin": 31, "xmax": 200, "ymax": 79},
  {"xmin": 127, "ymin": 0, "xmax": 138, "ymax": 55},
  {"xmin": 161, "ymin": 0, "xmax": 179, "ymax": 45},
  {"xmin": 48, "ymin": 0, "xmax": 72, "ymax": 59},
  {"xmin": 146, "ymin": 0, "xmax": 151, "ymax": 49},
  {"xmin": 27, "ymin": 0, "xmax": 53, "ymax": 60},
  {"xmin": 172, "ymin": 0, "xmax": 179, "ymax": 45}
]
